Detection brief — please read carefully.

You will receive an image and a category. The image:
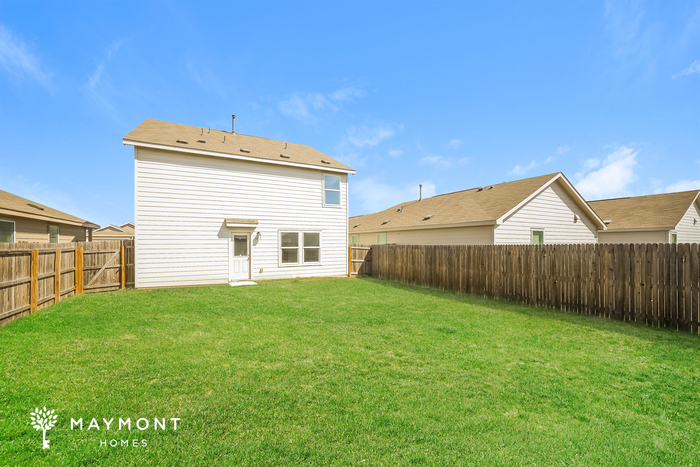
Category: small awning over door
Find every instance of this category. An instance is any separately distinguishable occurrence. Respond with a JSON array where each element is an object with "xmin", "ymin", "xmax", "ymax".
[{"xmin": 225, "ymin": 218, "xmax": 258, "ymax": 230}]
